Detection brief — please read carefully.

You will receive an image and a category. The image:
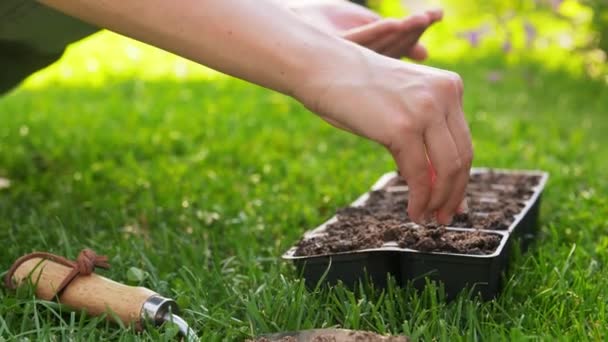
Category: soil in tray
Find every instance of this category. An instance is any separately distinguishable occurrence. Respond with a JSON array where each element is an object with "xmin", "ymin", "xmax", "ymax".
[
  {"xmin": 295, "ymin": 218, "xmax": 500, "ymax": 256},
  {"xmin": 294, "ymin": 172, "xmax": 539, "ymax": 257},
  {"xmin": 452, "ymin": 172, "xmax": 541, "ymax": 230},
  {"xmin": 357, "ymin": 171, "xmax": 541, "ymax": 231}
]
